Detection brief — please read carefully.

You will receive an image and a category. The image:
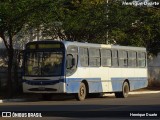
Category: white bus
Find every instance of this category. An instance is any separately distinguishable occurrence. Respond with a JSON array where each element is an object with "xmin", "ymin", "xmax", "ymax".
[{"xmin": 22, "ymin": 40, "xmax": 148, "ymax": 101}]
